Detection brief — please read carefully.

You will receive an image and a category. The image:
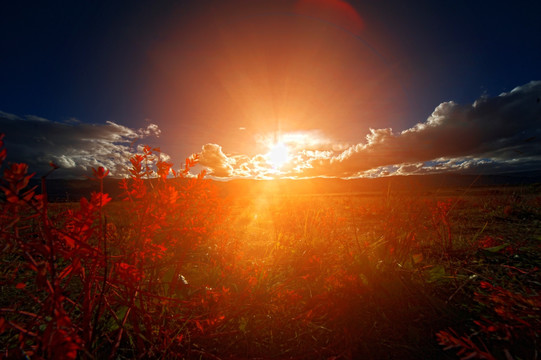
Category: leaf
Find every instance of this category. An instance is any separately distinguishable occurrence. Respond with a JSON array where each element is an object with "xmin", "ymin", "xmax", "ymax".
[
  {"xmin": 91, "ymin": 166, "xmax": 109, "ymax": 180},
  {"xmin": 195, "ymin": 320, "xmax": 204, "ymax": 333},
  {"xmin": 484, "ymin": 243, "xmax": 509, "ymax": 253},
  {"xmin": 427, "ymin": 265, "xmax": 447, "ymax": 283},
  {"xmin": 0, "ymin": 317, "xmax": 6, "ymax": 334},
  {"xmin": 108, "ymin": 307, "xmax": 129, "ymax": 332},
  {"xmin": 358, "ymin": 273, "xmax": 369, "ymax": 286},
  {"xmin": 412, "ymin": 253, "xmax": 423, "ymax": 264},
  {"xmin": 57, "ymin": 264, "xmax": 74, "ymax": 280},
  {"xmin": 238, "ymin": 317, "xmax": 248, "ymax": 333}
]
